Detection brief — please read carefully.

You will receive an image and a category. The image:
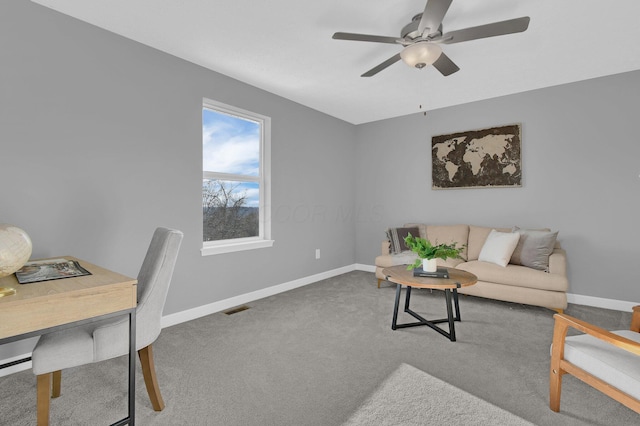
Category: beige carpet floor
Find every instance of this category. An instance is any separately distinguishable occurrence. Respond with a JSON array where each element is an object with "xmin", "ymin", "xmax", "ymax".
[
  {"xmin": 0, "ymin": 271, "xmax": 637, "ymax": 425},
  {"xmin": 343, "ymin": 363, "xmax": 535, "ymax": 425}
]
